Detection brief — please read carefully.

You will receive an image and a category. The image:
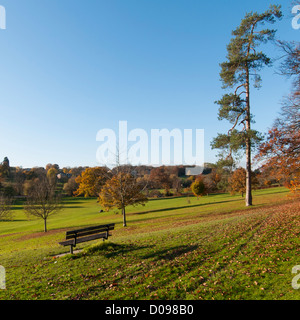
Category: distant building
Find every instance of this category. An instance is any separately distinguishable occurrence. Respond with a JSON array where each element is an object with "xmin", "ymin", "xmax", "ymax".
[{"xmin": 57, "ymin": 172, "xmax": 72, "ymax": 180}]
